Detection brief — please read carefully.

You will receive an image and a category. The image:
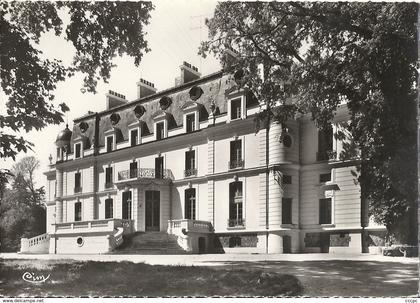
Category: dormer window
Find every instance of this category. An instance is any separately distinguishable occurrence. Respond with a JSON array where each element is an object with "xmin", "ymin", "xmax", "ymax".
[
  {"xmin": 128, "ymin": 121, "xmax": 142, "ymax": 147},
  {"xmin": 106, "ymin": 136, "xmax": 114, "ymax": 152},
  {"xmin": 130, "ymin": 129, "xmax": 139, "ymax": 146},
  {"xmin": 231, "ymin": 98, "xmax": 242, "ymax": 120},
  {"xmin": 151, "ymin": 110, "xmax": 171, "ymax": 141},
  {"xmin": 227, "ymin": 93, "xmax": 246, "ymax": 122},
  {"xmin": 186, "ymin": 113, "xmax": 195, "ymax": 133},
  {"xmin": 156, "ymin": 122, "xmax": 165, "ymax": 140},
  {"xmin": 181, "ymin": 101, "xmax": 200, "ymax": 134},
  {"xmin": 75, "ymin": 142, "xmax": 82, "ymax": 159}
]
